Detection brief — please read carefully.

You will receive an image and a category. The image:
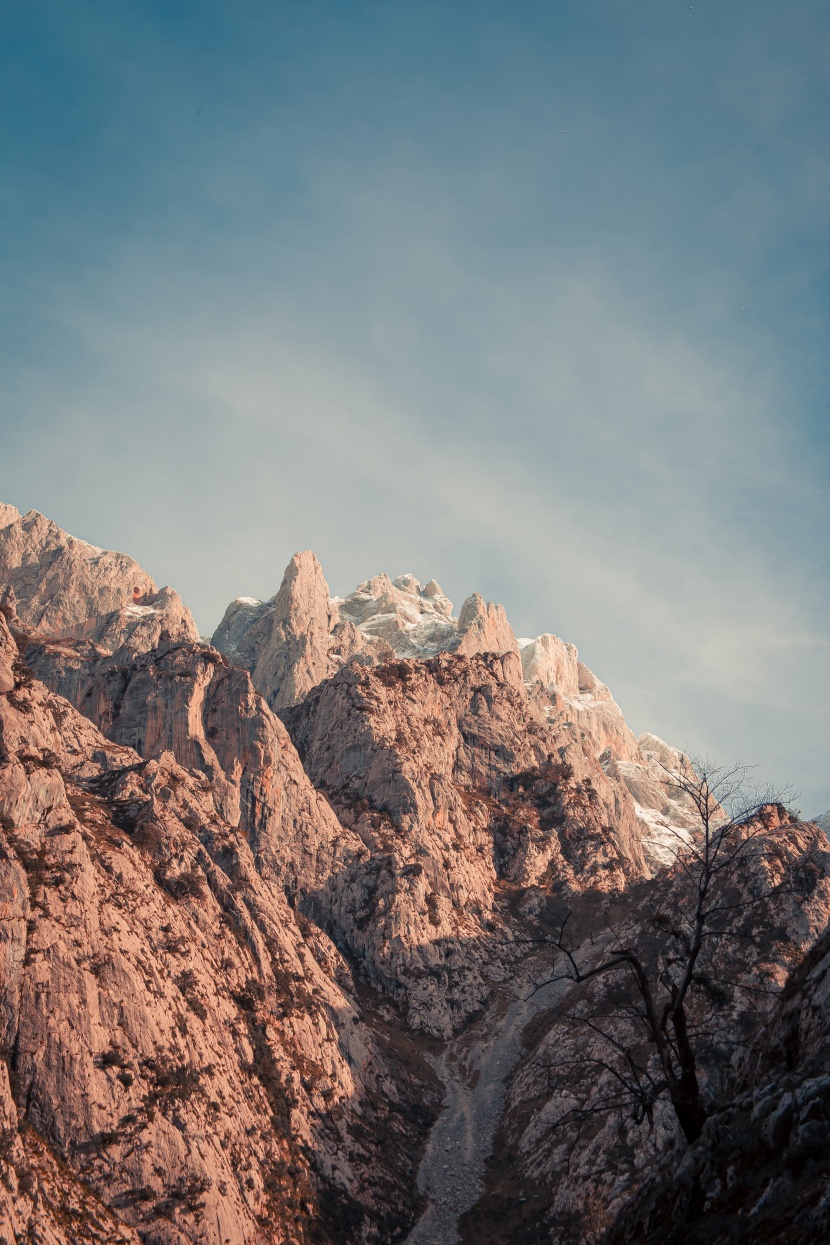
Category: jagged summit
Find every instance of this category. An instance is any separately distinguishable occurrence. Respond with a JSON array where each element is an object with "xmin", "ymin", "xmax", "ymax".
[
  {"xmin": 212, "ymin": 554, "xmax": 519, "ymax": 696},
  {"xmin": 0, "ymin": 506, "xmax": 700, "ymax": 868},
  {"xmin": 334, "ymin": 570, "xmax": 457, "ymax": 657},
  {"xmin": 211, "ymin": 548, "xmax": 698, "ymax": 867},
  {"xmin": 0, "ymin": 504, "xmax": 198, "ymax": 652},
  {"xmin": 2, "ymin": 501, "xmax": 829, "ymax": 1244}
]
